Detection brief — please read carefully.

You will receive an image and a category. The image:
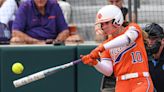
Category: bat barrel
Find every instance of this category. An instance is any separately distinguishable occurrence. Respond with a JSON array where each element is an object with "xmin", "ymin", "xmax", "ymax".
[
  {"xmin": 13, "ymin": 71, "xmax": 45, "ymax": 88},
  {"xmin": 13, "ymin": 59, "xmax": 81, "ymax": 88}
]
